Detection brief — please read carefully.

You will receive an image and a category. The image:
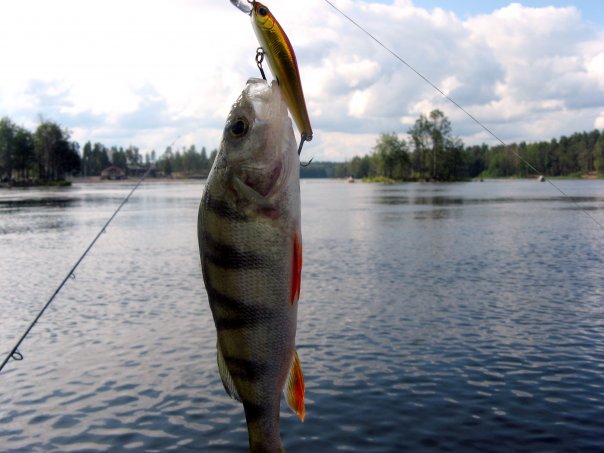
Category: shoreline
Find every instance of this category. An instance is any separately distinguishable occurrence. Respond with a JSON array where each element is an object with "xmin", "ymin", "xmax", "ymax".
[
  {"xmin": 0, "ymin": 176, "xmax": 205, "ymax": 189},
  {"xmin": 2, "ymin": 174, "xmax": 602, "ymax": 189}
]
